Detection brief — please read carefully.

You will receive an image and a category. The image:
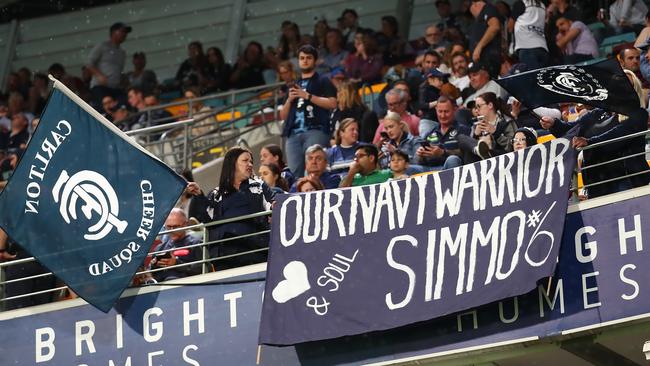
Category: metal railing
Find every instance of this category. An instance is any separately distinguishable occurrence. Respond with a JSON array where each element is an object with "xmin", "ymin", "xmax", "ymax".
[
  {"xmin": 125, "ymin": 82, "xmax": 285, "ymax": 171},
  {"xmin": 3, "ymin": 128, "xmax": 650, "ymax": 311},
  {"xmin": 0, "ymin": 210, "xmax": 271, "ymax": 311},
  {"xmin": 570, "ymin": 128, "xmax": 650, "ymax": 200}
]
